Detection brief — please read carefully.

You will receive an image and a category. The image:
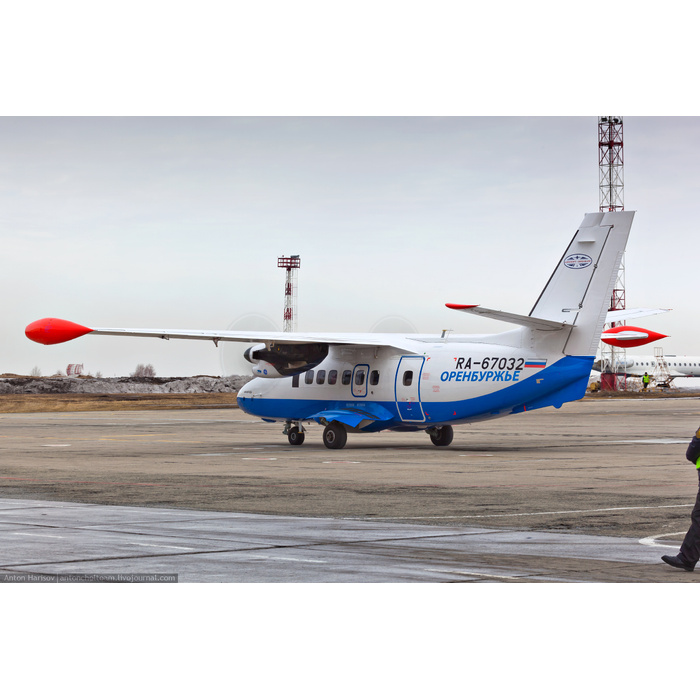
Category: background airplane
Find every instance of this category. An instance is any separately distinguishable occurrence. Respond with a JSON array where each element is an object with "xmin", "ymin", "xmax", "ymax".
[
  {"xmin": 26, "ymin": 211, "xmax": 635, "ymax": 449},
  {"xmin": 619, "ymin": 355, "xmax": 700, "ymax": 378}
]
